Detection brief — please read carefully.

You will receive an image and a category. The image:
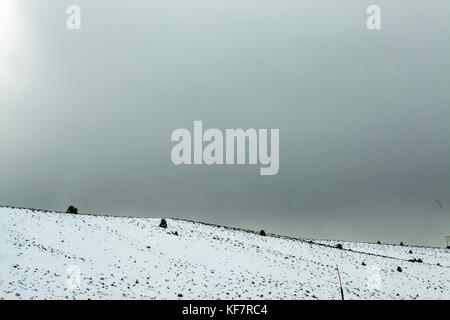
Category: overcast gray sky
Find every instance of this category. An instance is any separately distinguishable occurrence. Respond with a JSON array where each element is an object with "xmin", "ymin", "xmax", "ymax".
[{"xmin": 1, "ymin": 0, "xmax": 449, "ymax": 246}]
